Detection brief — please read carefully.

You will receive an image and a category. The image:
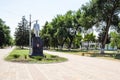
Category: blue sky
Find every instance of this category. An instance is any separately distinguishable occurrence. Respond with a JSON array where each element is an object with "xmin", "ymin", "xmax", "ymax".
[{"xmin": 0, "ymin": 0, "xmax": 89, "ymax": 37}]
